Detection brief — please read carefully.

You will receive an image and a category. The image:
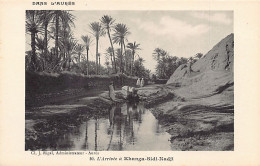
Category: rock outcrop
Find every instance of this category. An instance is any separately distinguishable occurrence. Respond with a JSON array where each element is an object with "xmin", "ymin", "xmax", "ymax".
[
  {"xmin": 166, "ymin": 33, "xmax": 234, "ymax": 105},
  {"xmin": 167, "ymin": 33, "xmax": 234, "ymax": 85},
  {"xmin": 148, "ymin": 34, "xmax": 234, "ymax": 151}
]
